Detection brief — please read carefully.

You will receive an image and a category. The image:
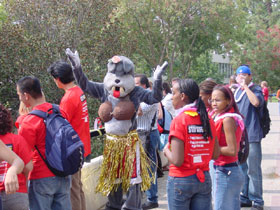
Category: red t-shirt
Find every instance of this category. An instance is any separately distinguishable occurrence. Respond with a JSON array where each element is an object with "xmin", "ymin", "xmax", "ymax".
[
  {"xmin": 0, "ymin": 133, "xmax": 32, "ymax": 193},
  {"xmin": 15, "ymin": 114, "xmax": 27, "ymax": 129},
  {"xmin": 276, "ymin": 89, "xmax": 280, "ymax": 100},
  {"xmin": 59, "ymin": 86, "xmax": 91, "ymax": 157},
  {"xmin": 18, "ymin": 102, "xmax": 65, "ymax": 180},
  {"xmin": 214, "ymin": 116, "xmax": 242, "ymax": 166},
  {"xmin": 168, "ymin": 110, "xmax": 216, "ymax": 178},
  {"xmin": 262, "ymin": 87, "xmax": 269, "ymax": 102}
]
